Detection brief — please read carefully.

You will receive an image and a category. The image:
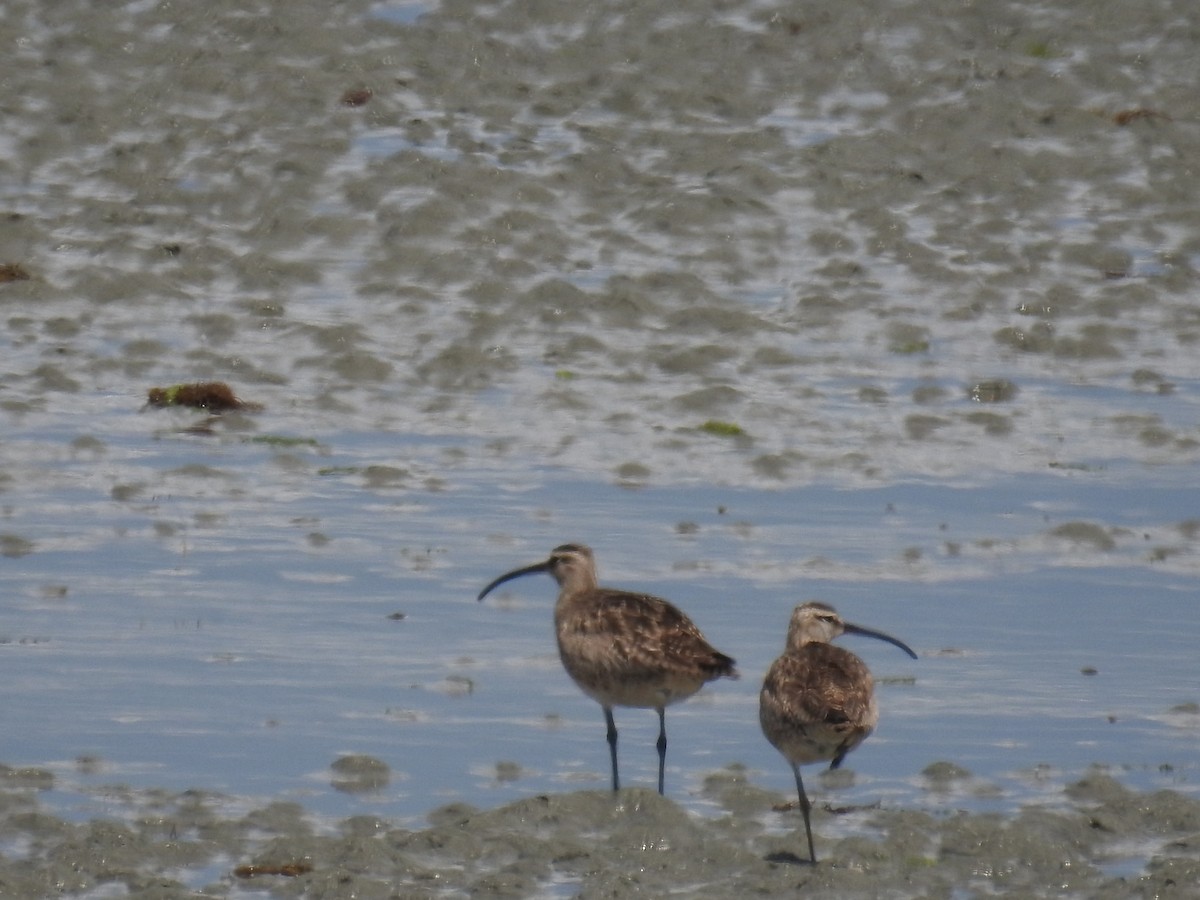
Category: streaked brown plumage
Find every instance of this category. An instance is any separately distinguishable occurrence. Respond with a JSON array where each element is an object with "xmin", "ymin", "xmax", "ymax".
[
  {"xmin": 478, "ymin": 543, "xmax": 738, "ymax": 795},
  {"xmin": 760, "ymin": 601, "xmax": 917, "ymax": 864}
]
